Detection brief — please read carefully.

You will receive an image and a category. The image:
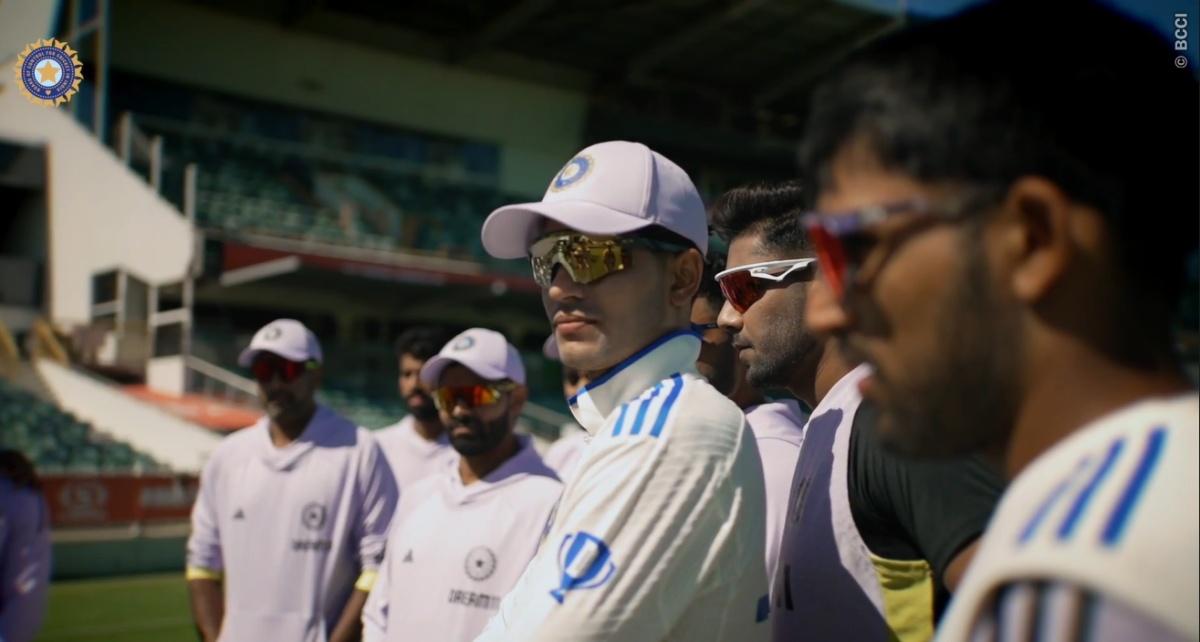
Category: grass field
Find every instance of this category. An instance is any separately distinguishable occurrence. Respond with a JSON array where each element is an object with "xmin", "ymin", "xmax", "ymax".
[{"xmin": 39, "ymin": 573, "xmax": 195, "ymax": 642}]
